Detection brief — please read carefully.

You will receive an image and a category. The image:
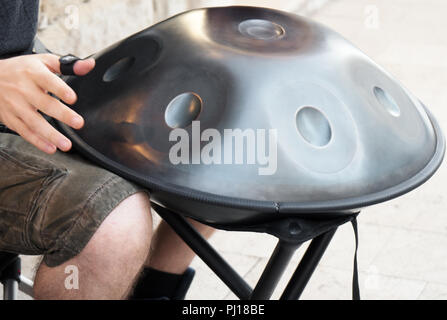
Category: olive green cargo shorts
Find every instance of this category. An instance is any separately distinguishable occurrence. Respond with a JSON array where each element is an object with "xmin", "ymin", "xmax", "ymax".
[{"xmin": 0, "ymin": 133, "xmax": 146, "ymax": 267}]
